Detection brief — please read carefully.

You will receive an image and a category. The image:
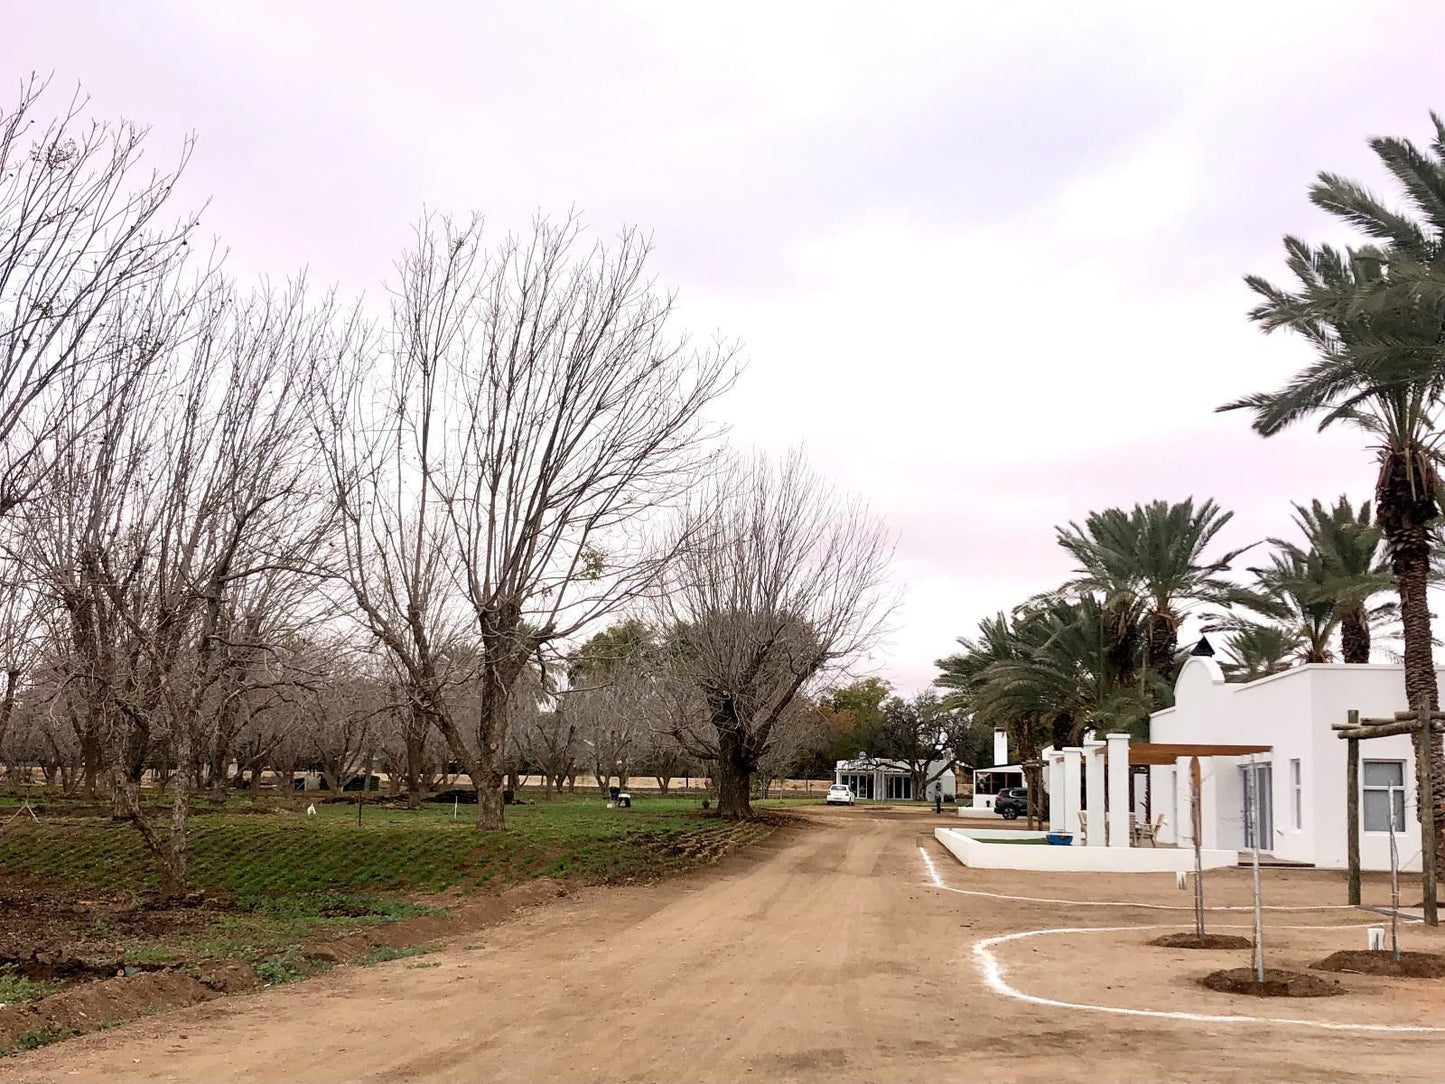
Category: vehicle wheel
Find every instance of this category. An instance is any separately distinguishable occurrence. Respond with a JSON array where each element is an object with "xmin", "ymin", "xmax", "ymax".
[{"xmin": 1001, "ymin": 807, "xmax": 1019, "ymax": 820}]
